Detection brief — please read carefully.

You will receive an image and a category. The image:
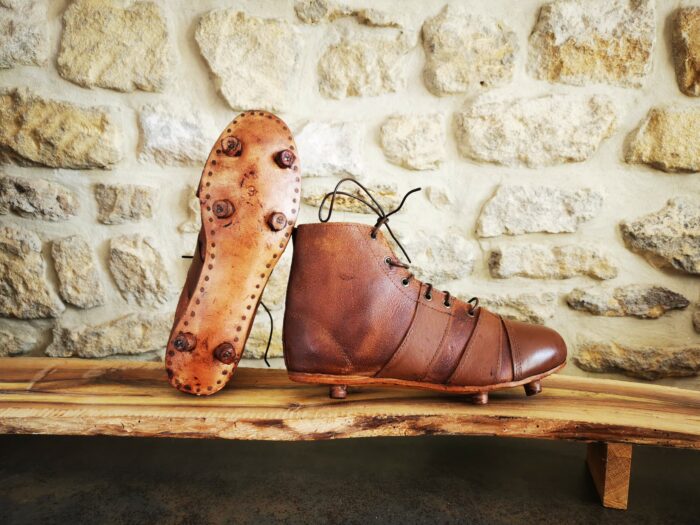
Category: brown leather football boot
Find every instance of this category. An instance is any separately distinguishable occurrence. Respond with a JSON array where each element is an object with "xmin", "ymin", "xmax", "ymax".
[
  {"xmin": 166, "ymin": 111, "xmax": 301, "ymax": 395},
  {"xmin": 283, "ymin": 179, "xmax": 566, "ymax": 404}
]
